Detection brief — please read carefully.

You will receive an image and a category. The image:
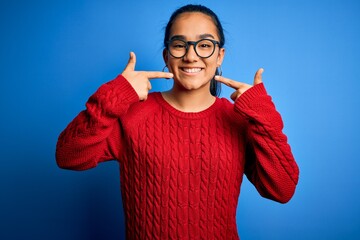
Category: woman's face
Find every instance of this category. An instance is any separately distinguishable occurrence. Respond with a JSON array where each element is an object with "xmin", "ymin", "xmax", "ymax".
[{"xmin": 163, "ymin": 12, "xmax": 225, "ymax": 92}]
